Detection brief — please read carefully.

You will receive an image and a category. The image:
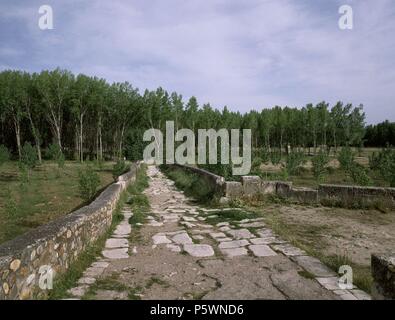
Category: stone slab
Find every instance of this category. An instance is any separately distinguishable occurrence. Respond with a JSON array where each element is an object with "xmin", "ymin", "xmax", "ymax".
[
  {"xmin": 183, "ymin": 244, "xmax": 215, "ymax": 257},
  {"xmin": 291, "ymin": 255, "xmax": 336, "ymax": 277},
  {"xmin": 102, "ymin": 248, "xmax": 129, "ymax": 259},
  {"xmin": 249, "ymin": 245, "xmax": 277, "ymax": 257}
]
